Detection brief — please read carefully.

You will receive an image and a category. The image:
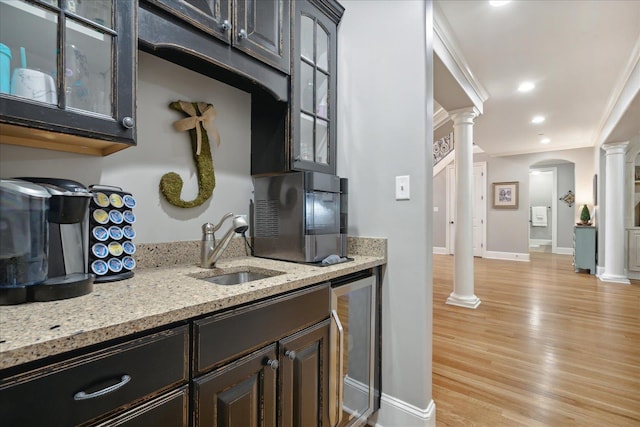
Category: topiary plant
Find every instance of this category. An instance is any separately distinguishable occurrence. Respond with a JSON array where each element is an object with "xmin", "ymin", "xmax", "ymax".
[{"xmin": 580, "ymin": 204, "xmax": 590, "ymax": 224}]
